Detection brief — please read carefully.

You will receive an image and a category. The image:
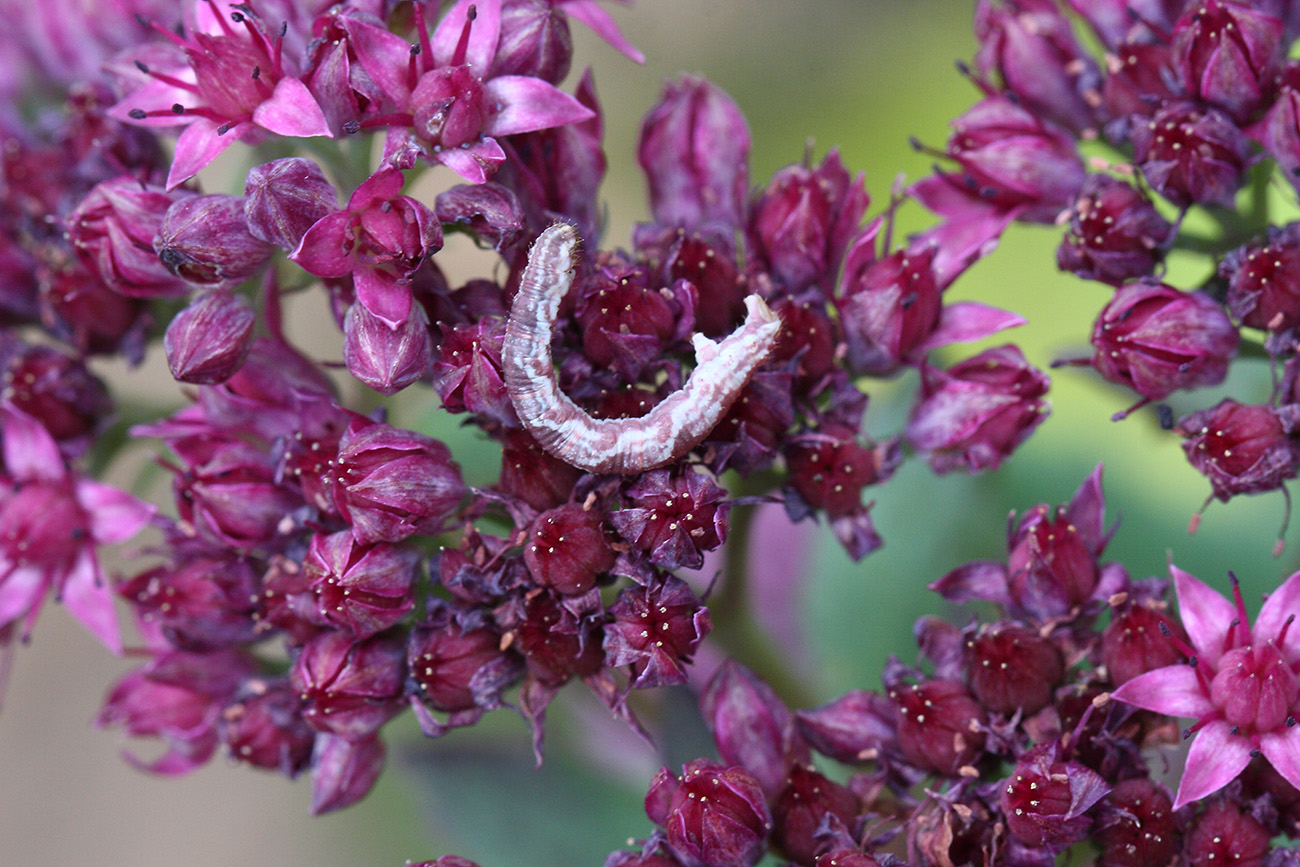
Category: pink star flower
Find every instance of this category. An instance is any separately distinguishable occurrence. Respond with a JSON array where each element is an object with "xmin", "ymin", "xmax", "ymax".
[{"xmin": 1112, "ymin": 565, "xmax": 1300, "ymax": 809}]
